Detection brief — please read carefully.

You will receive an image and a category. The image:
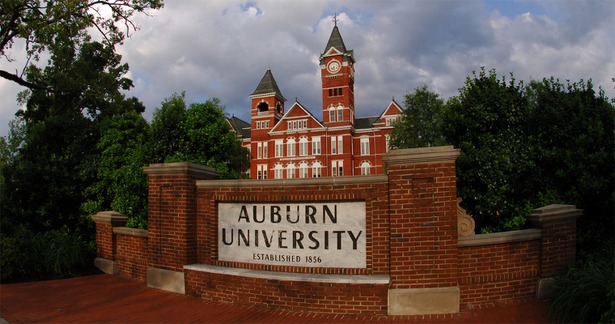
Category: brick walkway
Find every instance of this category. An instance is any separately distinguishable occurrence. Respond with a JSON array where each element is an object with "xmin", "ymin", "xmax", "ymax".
[{"xmin": 1, "ymin": 274, "xmax": 551, "ymax": 323}]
